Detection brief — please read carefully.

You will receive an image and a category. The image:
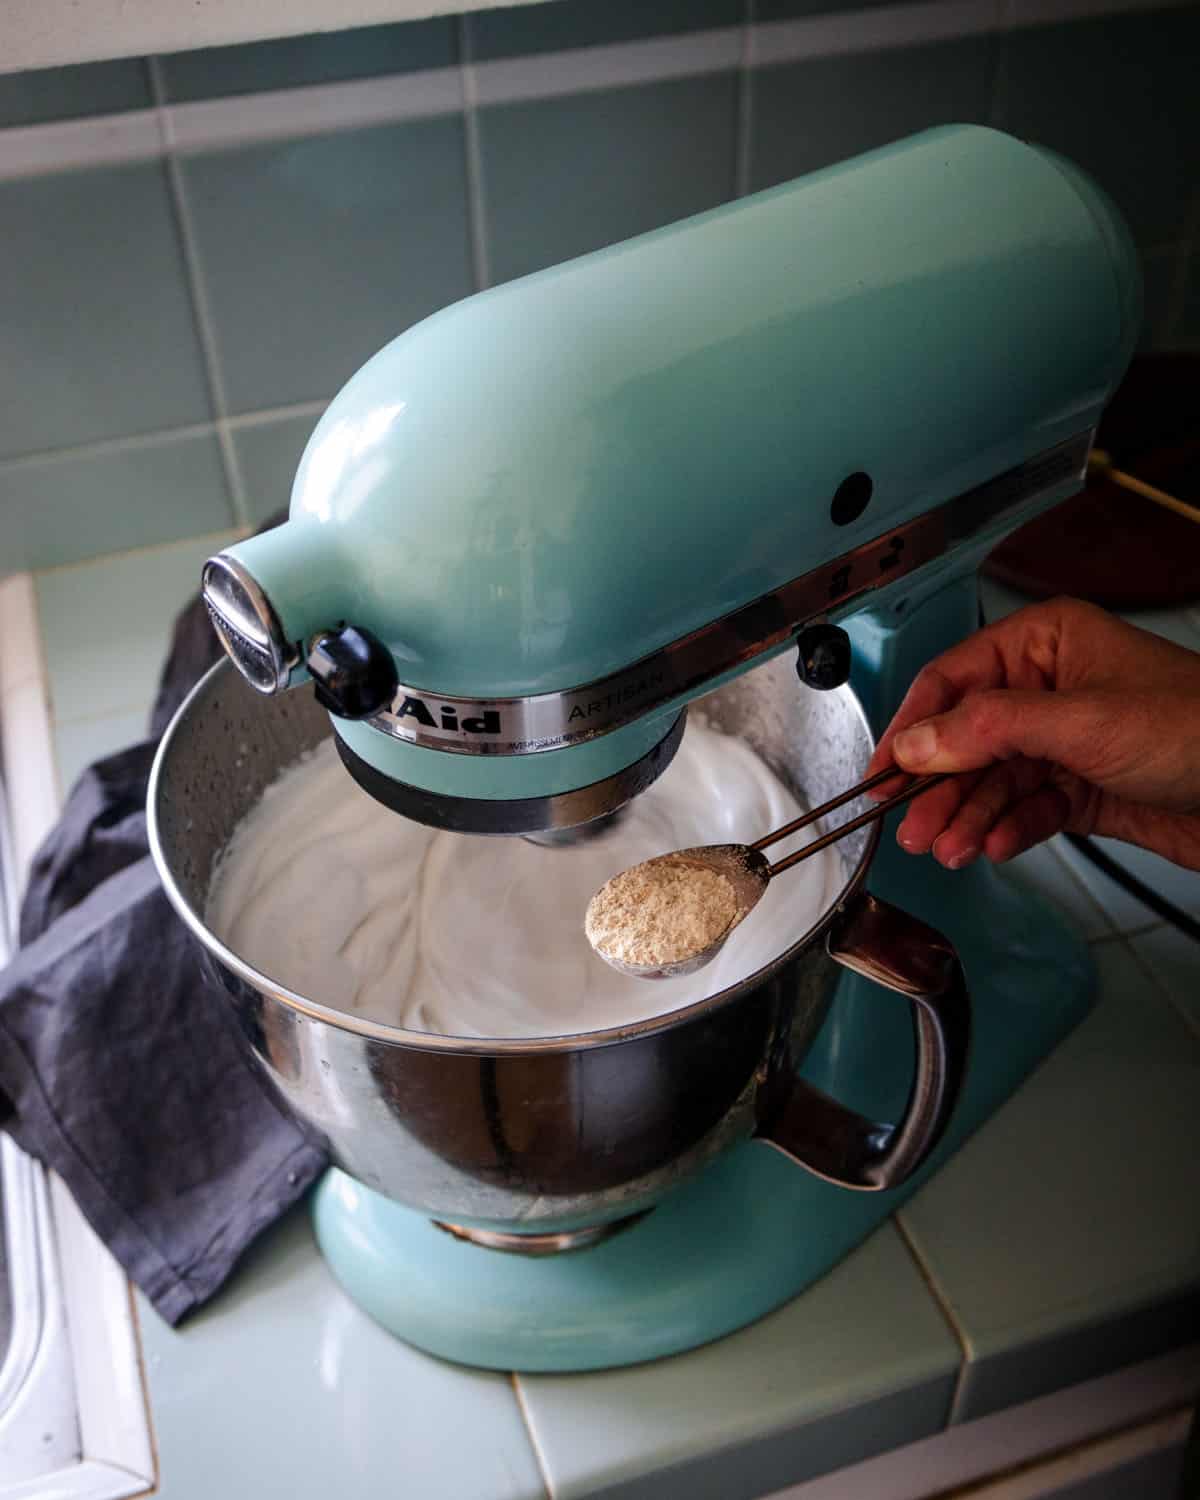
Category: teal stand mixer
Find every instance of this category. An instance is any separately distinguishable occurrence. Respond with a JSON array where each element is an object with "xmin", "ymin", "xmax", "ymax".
[{"xmin": 164, "ymin": 124, "xmax": 1141, "ymax": 1371}]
